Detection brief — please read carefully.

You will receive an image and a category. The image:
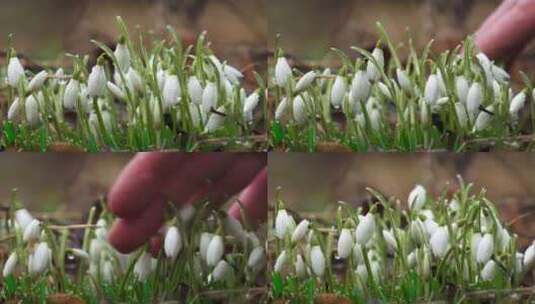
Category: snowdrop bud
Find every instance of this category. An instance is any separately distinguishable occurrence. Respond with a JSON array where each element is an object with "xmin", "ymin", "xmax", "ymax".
[
  {"xmin": 408, "ymin": 184, "xmax": 426, "ymax": 210},
  {"xmin": 382, "ymin": 230, "xmax": 397, "ymax": 251},
  {"xmin": 3, "ymin": 252, "xmax": 17, "ymax": 277},
  {"xmin": 27, "ymin": 71, "xmax": 48, "ymax": 92},
  {"xmin": 163, "ymin": 75, "xmax": 181, "ymax": 108},
  {"xmin": 275, "ymin": 97, "xmax": 288, "ymax": 120},
  {"xmin": 23, "ymin": 219, "xmax": 41, "ymax": 242},
  {"xmin": 355, "ymin": 213, "xmax": 375, "ymax": 244},
  {"xmin": 223, "ymin": 216, "xmax": 246, "ymax": 243},
  {"xmin": 424, "ymin": 219, "xmax": 439, "ymax": 237},
  {"xmin": 30, "ymin": 242, "xmax": 50, "ymax": 274},
  {"xmin": 71, "ymin": 248, "xmax": 89, "ymax": 260},
  {"xmin": 295, "ymin": 71, "xmax": 316, "ymax": 92},
  {"xmin": 7, "ymin": 56, "xmax": 25, "ymax": 87},
  {"xmin": 467, "ymin": 82, "xmax": 483, "ymax": 117},
  {"xmin": 89, "ymin": 239, "xmax": 105, "ymax": 263},
  {"xmin": 204, "ymin": 106, "xmax": 225, "ymax": 133},
  {"xmin": 25, "ymin": 95, "xmax": 40, "ymax": 127},
  {"xmin": 275, "ymin": 57, "xmax": 292, "ymax": 87},
  {"xmin": 8, "ymin": 98, "xmax": 21, "ymax": 121},
  {"xmin": 369, "ymin": 109, "xmax": 381, "ymax": 131},
  {"xmin": 396, "ymin": 69, "xmax": 412, "ymax": 92},
  {"xmin": 202, "ymin": 82, "xmax": 218, "ymax": 113},
  {"xmin": 247, "ymin": 247, "xmax": 265, "ymax": 269},
  {"xmin": 275, "ymin": 209, "xmax": 296, "ymax": 239},
  {"xmin": 101, "ymin": 260, "xmax": 114, "ymax": 283},
  {"xmin": 200, "ymin": 233, "xmax": 214, "ymax": 261},
  {"xmin": 337, "ymin": 228, "xmax": 353, "ymax": 259},
  {"xmin": 114, "ymin": 41, "xmax": 131, "ymax": 72},
  {"xmin": 497, "ymin": 227, "xmax": 511, "ymax": 251},
  {"xmin": 455, "ymin": 76, "xmax": 469, "ymax": 104},
  {"xmin": 407, "ymin": 250, "xmax": 416, "ymax": 268},
  {"xmin": 476, "ymin": 233, "xmax": 494, "ymax": 264},
  {"xmin": 107, "ymin": 81, "xmax": 126, "ymax": 101},
  {"xmin": 509, "ymin": 91, "xmax": 526, "ymax": 117},
  {"xmin": 210, "ymin": 260, "xmax": 231, "ymax": 282},
  {"xmin": 291, "ymin": 219, "xmax": 309, "ymax": 243},
  {"xmin": 164, "ymin": 226, "xmax": 182, "ymax": 259},
  {"xmin": 223, "ymin": 64, "xmax": 243, "ymax": 84},
  {"xmin": 455, "ymin": 103, "xmax": 469, "ymax": 128},
  {"xmin": 409, "ymin": 219, "xmax": 426, "ymax": 244},
  {"xmin": 355, "ymin": 264, "xmax": 368, "ymax": 282},
  {"xmin": 473, "ymin": 106, "xmax": 494, "ymax": 132},
  {"xmin": 15, "ymin": 209, "xmax": 34, "ymax": 231},
  {"xmin": 377, "ymin": 82, "xmax": 392, "ymax": 100},
  {"xmin": 424, "ymin": 74, "xmax": 439, "ymax": 105},
  {"xmin": 471, "ymin": 232, "xmax": 482, "ymax": 260},
  {"xmin": 366, "ymin": 48, "xmax": 384, "ymax": 81},
  {"xmin": 133, "ymin": 252, "xmax": 152, "ymax": 281},
  {"xmin": 274, "ymin": 250, "xmax": 287, "ymax": 272},
  {"xmin": 126, "ymin": 68, "xmax": 143, "ymax": 93},
  {"xmin": 293, "ymin": 95, "xmax": 306, "ymax": 125},
  {"xmin": 87, "ymin": 64, "xmax": 107, "ymax": 97},
  {"xmin": 187, "ymin": 76, "xmax": 203, "ymax": 105},
  {"xmin": 64, "ymin": 79, "xmax": 80, "ymax": 110},
  {"xmin": 310, "ymin": 246, "xmax": 325, "ymax": 277},
  {"xmin": 491, "ymin": 64, "xmax": 510, "ymax": 82},
  {"xmin": 352, "ymin": 243, "xmax": 363, "ymax": 264},
  {"xmin": 480, "ymin": 260, "xmax": 496, "ymax": 281},
  {"xmin": 244, "ymin": 92, "xmax": 260, "ymax": 115},
  {"xmin": 330, "ymin": 76, "xmax": 347, "ymax": 108},
  {"xmin": 430, "ymin": 227, "xmax": 449, "ymax": 258},
  {"xmin": 206, "ymin": 235, "xmax": 224, "ymax": 266},
  {"xmin": 295, "ymin": 254, "xmax": 306, "ymax": 278},
  {"xmin": 351, "ymin": 71, "xmax": 371, "ymax": 104},
  {"xmin": 523, "ymin": 242, "xmax": 535, "ymax": 271},
  {"xmin": 420, "ymin": 250, "xmax": 431, "ymax": 279}
]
